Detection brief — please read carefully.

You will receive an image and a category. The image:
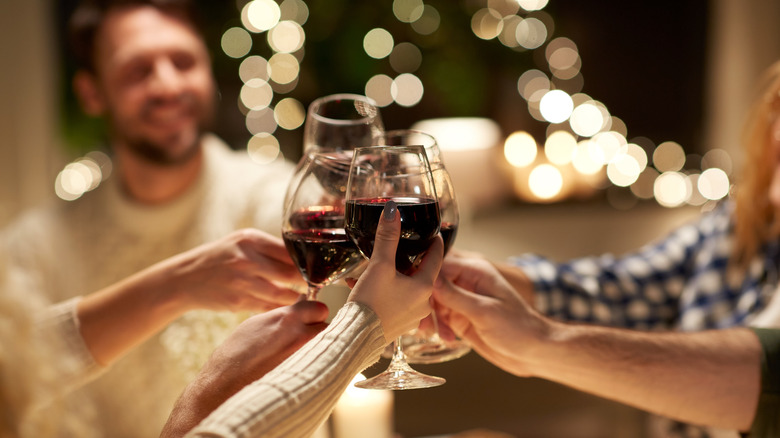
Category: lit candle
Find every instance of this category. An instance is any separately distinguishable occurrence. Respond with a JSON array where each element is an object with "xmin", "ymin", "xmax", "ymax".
[{"xmin": 332, "ymin": 374, "xmax": 394, "ymax": 438}]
